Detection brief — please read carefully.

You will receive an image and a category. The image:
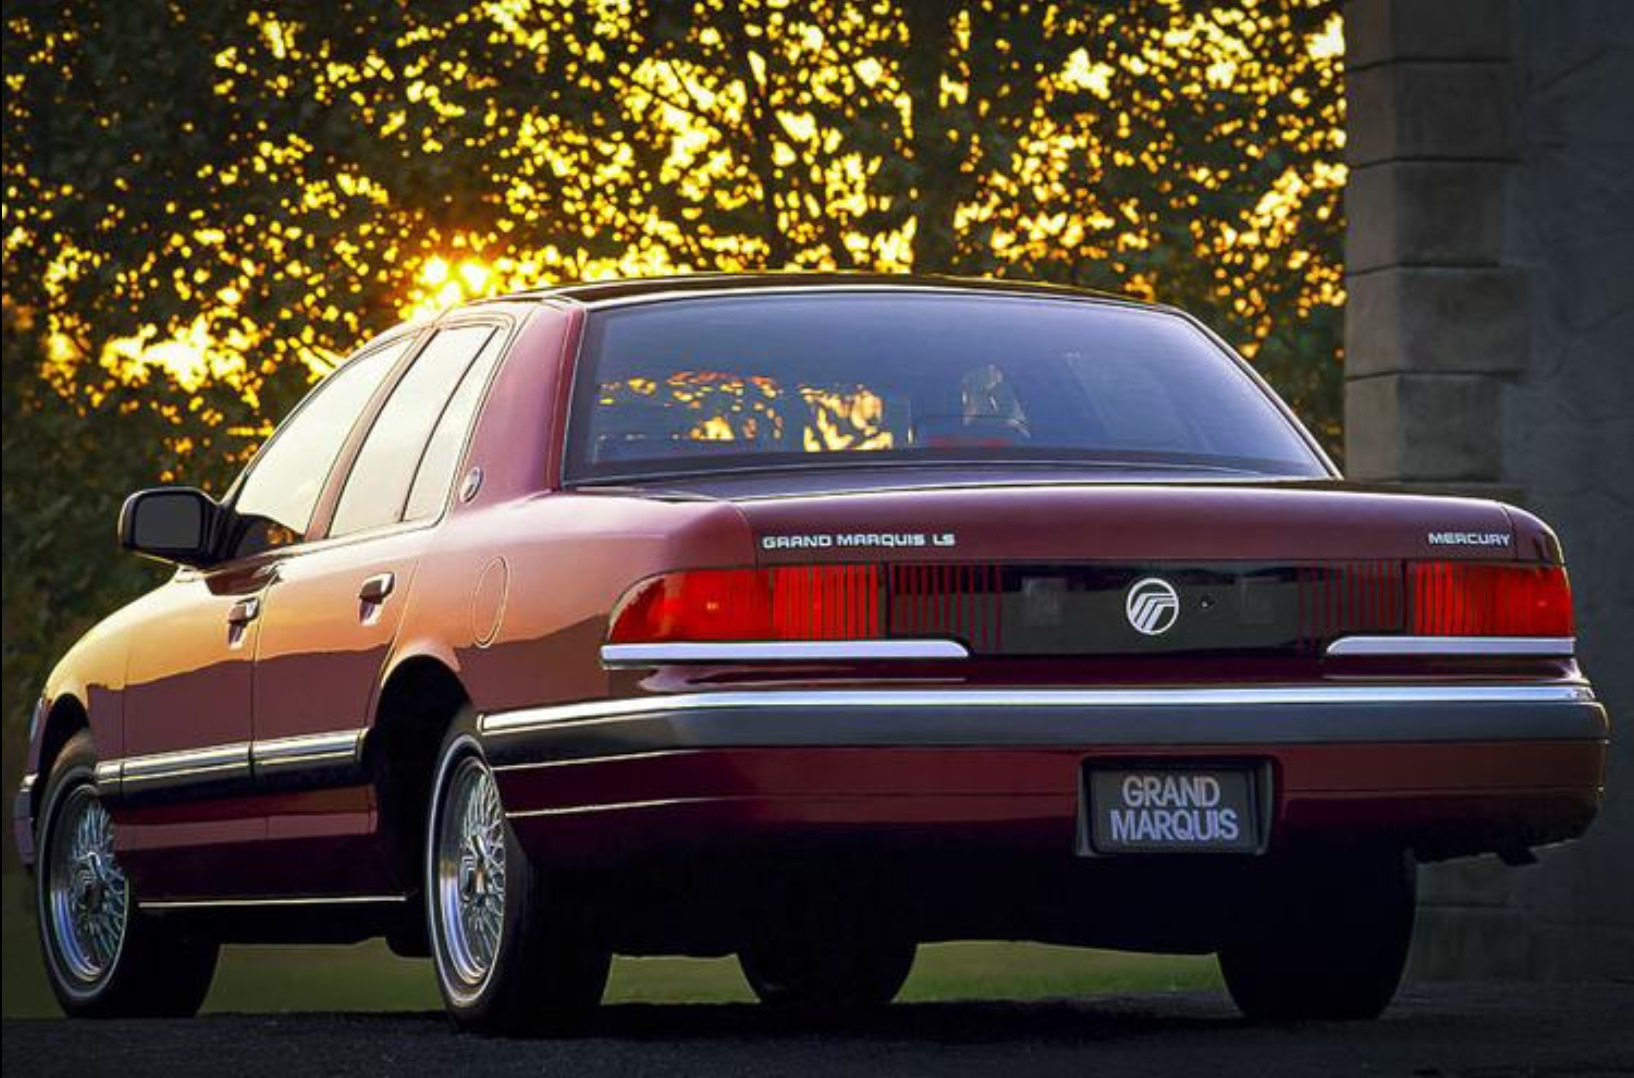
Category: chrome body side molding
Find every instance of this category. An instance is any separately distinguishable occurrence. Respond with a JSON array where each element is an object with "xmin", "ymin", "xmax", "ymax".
[
  {"xmin": 96, "ymin": 728, "xmax": 368, "ymax": 804},
  {"xmin": 251, "ymin": 730, "xmax": 367, "ymax": 774},
  {"xmin": 117, "ymin": 743, "xmax": 252, "ymax": 798},
  {"xmin": 139, "ymin": 894, "xmax": 407, "ymax": 911}
]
